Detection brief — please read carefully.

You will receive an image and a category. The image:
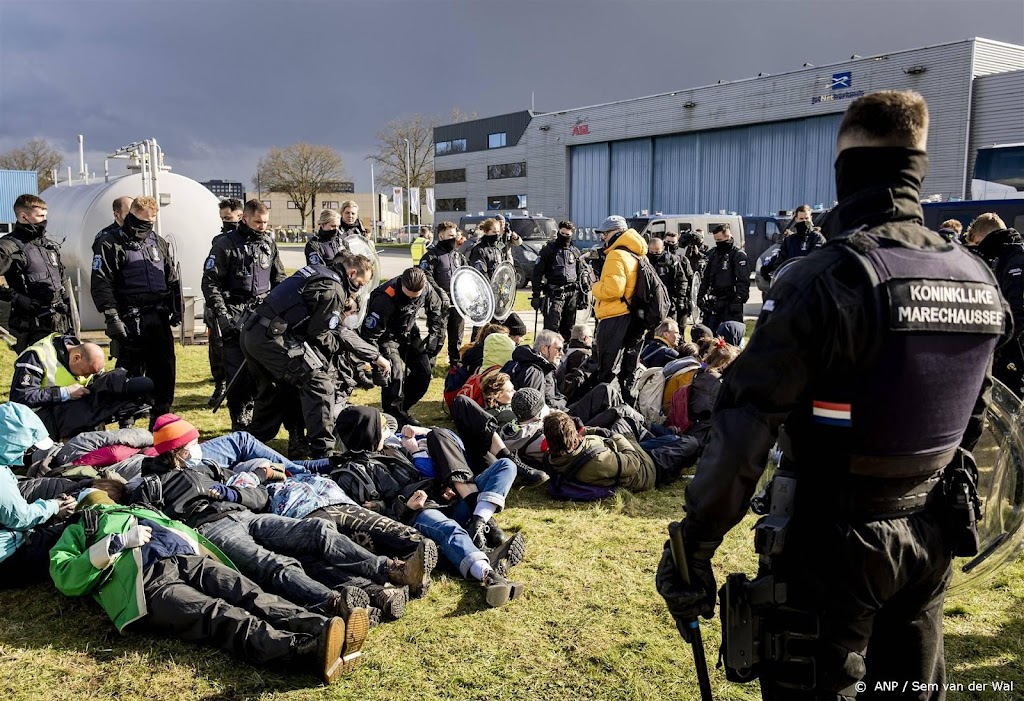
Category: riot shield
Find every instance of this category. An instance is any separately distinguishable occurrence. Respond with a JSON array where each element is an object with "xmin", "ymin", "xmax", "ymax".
[
  {"xmin": 575, "ymin": 289, "xmax": 595, "ymax": 325},
  {"xmin": 344, "ymin": 235, "xmax": 381, "ymax": 325},
  {"xmin": 450, "ymin": 267, "xmax": 494, "ymax": 325},
  {"xmin": 689, "ymin": 271, "xmax": 703, "ymax": 326},
  {"xmin": 64, "ymin": 276, "xmax": 81, "ymax": 338},
  {"xmin": 491, "ymin": 262, "xmax": 518, "ymax": 321}
]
